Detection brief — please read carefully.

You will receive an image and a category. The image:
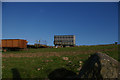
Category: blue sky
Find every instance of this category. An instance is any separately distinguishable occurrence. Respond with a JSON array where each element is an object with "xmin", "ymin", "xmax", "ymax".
[{"xmin": 2, "ymin": 2, "xmax": 118, "ymax": 46}]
